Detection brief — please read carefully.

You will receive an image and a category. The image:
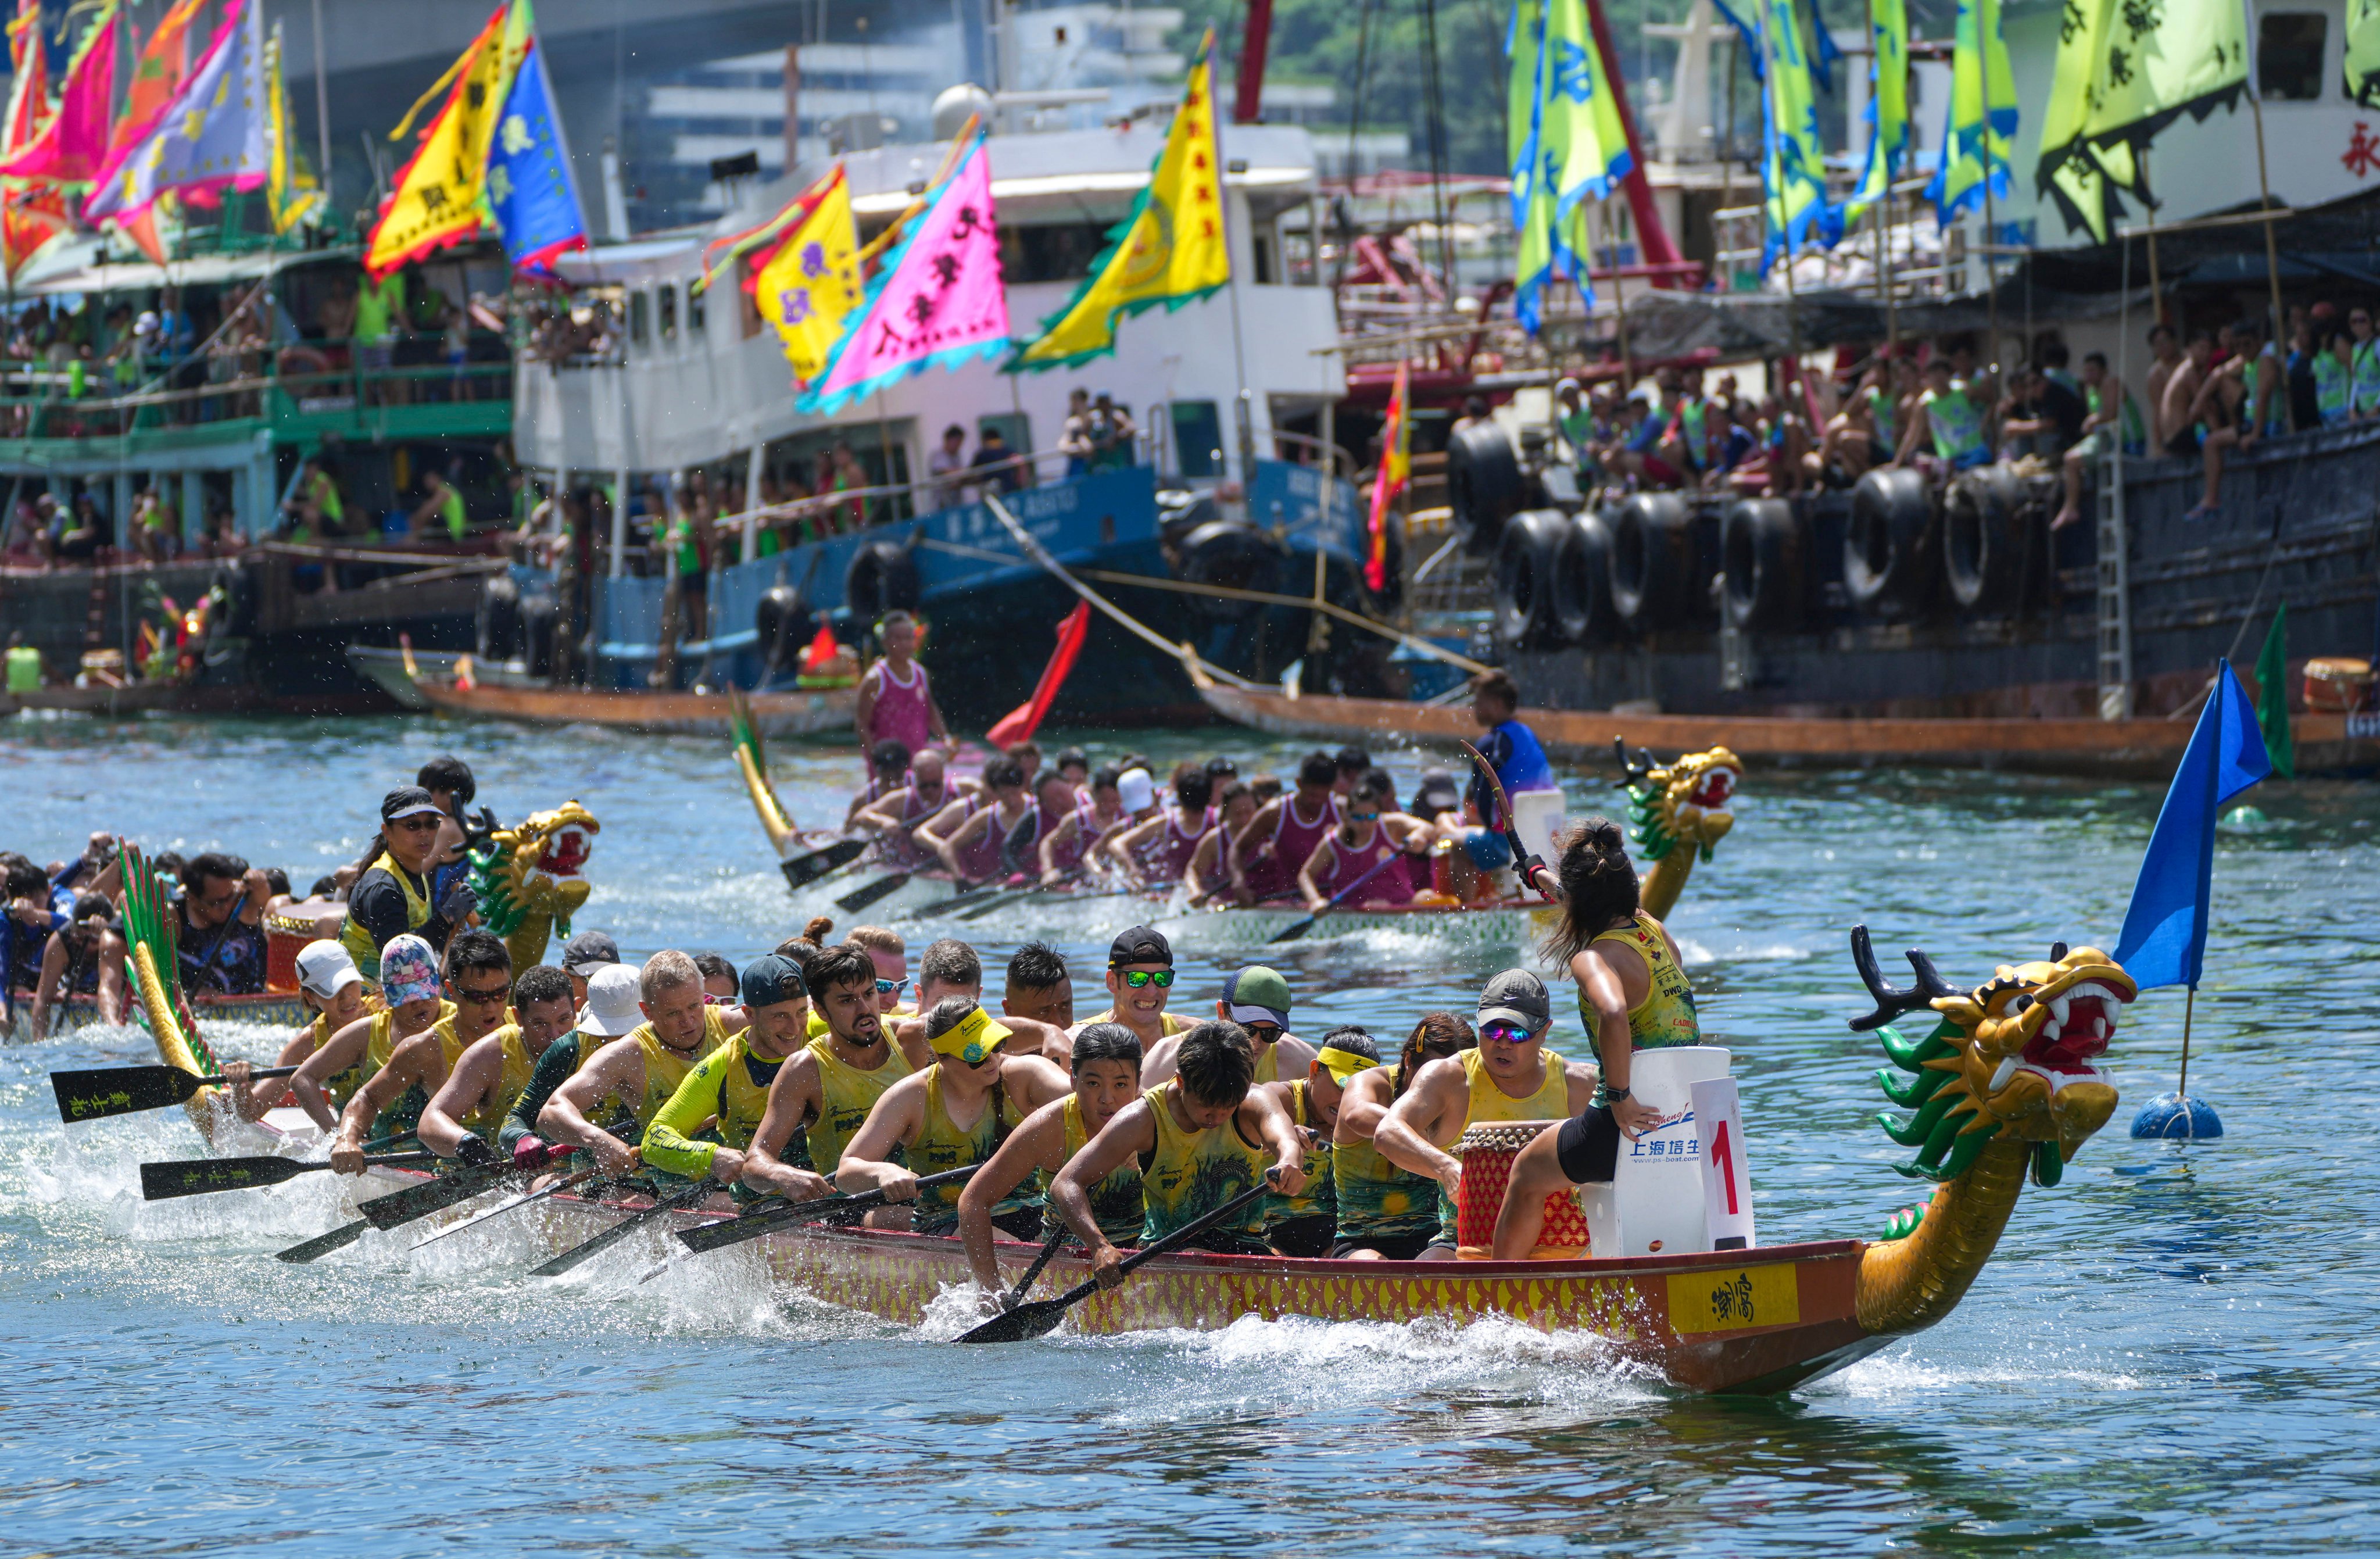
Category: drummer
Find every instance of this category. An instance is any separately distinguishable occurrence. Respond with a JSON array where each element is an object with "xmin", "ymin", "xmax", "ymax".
[
  {"xmin": 1487, "ymin": 819, "xmax": 1694, "ymax": 1260},
  {"xmin": 1371, "ymin": 970, "xmax": 1598, "ymax": 1260},
  {"xmin": 1142, "ymin": 963, "xmax": 1314, "ymax": 1087}
]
